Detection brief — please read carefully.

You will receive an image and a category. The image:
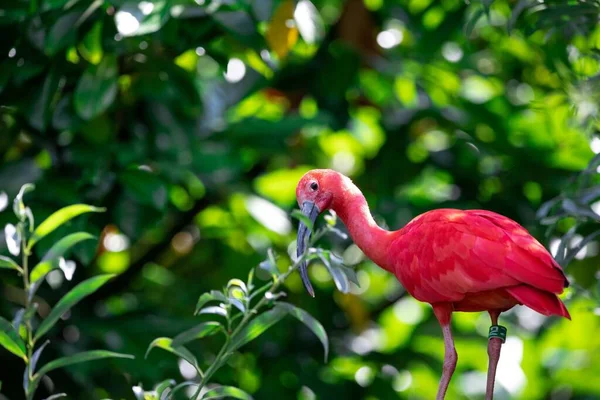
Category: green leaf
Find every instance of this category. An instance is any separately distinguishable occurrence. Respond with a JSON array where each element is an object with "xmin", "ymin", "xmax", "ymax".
[
  {"xmin": 115, "ymin": 1, "xmax": 170, "ymax": 37},
  {"xmin": 198, "ymin": 306, "xmax": 228, "ymax": 317},
  {"xmin": 195, "ymin": 291, "xmax": 228, "ymax": 315},
  {"xmin": 562, "ymin": 199, "xmax": 600, "ymax": 221},
  {"xmin": 317, "ymin": 251, "xmax": 349, "ymax": 293},
  {"xmin": 278, "ymin": 303, "xmax": 329, "ymax": 362},
  {"xmin": 24, "ymin": 340, "xmax": 50, "ymax": 391},
  {"xmin": 0, "ymin": 255, "xmax": 21, "ymax": 272},
  {"xmin": 291, "ymin": 209, "xmax": 314, "ymax": 231},
  {"xmin": 13, "ymin": 183, "xmax": 35, "ymax": 221},
  {"xmin": 79, "ymin": 20, "xmax": 104, "ymax": 64},
  {"xmin": 119, "ymin": 169, "xmax": 168, "ymax": 210},
  {"xmin": 171, "ymin": 322, "xmax": 223, "ymax": 347},
  {"xmin": 28, "ymin": 204, "xmax": 105, "ymax": 249},
  {"xmin": 45, "ymin": 11, "xmax": 80, "ymax": 55},
  {"xmin": 230, "ymin": 304, "xmax": 287, "ymax": 351},
  {"xmin": 145, "ymin": 338, "xmax": 199, "ymax": 370},
  {"xmin": 74, "ymin": 55, "xmax": 119, "ymax": 120},
  {"xmin": 34, "ymin": 274, "xmax": 115, "ymax": 341},
  {"xmin": 43, "ymin": 394, "xmax": 67, "ymax": 400},
  {"xmin": 202, "ymin": 385, "xmax": 253, "ymax": 400},
  {"xmin": 33, "ymin": 350, "xmax": 133, "ymax": 382},
  {"xmin": 155, "ymin": 379, "xmax": 176, "ymax": 398},
  {"xmin": 30, "ymin": 232, "xmax": 95, "ymax": 282},
  {"xmin": 0, "ymin": 316, "xmax": 27, "ymax": 360}
]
